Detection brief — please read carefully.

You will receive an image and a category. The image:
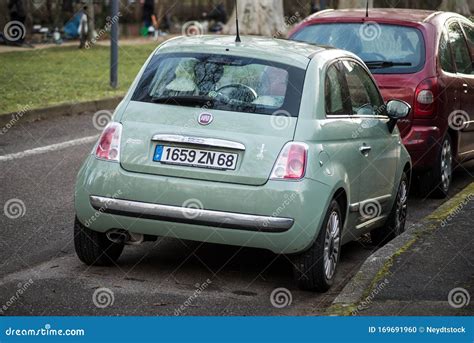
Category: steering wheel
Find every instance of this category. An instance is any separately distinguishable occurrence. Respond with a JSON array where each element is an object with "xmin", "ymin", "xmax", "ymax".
[{"xmin": 216, "ymin": 84, "xmax": 258, "ymax": 103}]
